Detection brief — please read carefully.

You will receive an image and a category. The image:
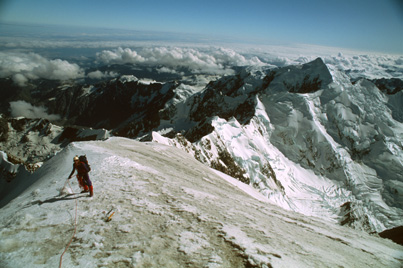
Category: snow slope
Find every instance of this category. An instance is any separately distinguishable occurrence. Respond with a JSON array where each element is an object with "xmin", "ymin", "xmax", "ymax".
[{"xmin": 1, "ymin": 137, "xmax": 402, "ymax": 268}]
